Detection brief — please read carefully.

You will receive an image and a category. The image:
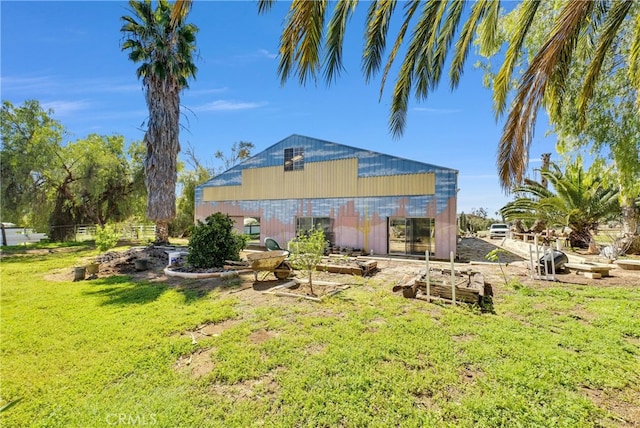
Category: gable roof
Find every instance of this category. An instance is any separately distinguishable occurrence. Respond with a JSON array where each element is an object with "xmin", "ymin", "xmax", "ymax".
[{"xmin": 200, "ymin": 134, "xmax": 457, "ymax": 188}]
